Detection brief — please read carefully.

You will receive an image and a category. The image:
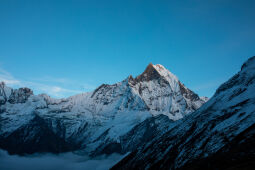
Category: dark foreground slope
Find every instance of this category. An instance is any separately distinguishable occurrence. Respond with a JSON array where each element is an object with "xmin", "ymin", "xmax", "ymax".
[{"xmin": 112, "ymin": 56, "xmax": 255, "ymax": 170}]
